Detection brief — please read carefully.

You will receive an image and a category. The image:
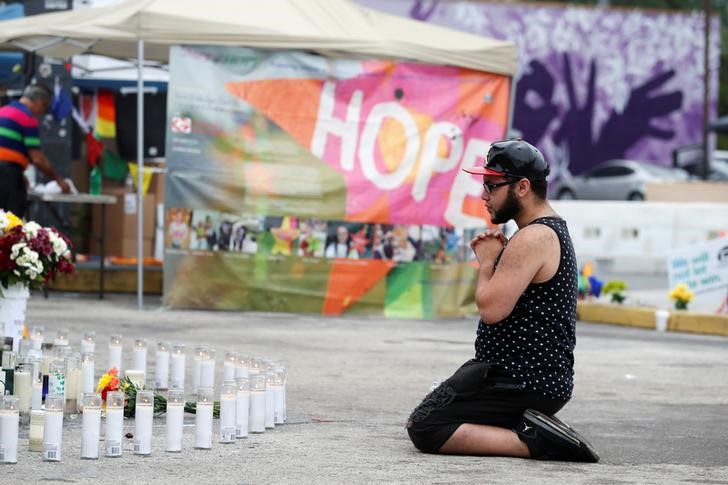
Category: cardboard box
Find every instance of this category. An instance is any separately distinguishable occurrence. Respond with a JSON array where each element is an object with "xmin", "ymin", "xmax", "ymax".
[
  {"xmin": 90, "ymin": 237, "xmax": 153, "ymax": 259},
  {"xmin": 91, "ymin": 187, "xmax": 156, "ymax": 241}
]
